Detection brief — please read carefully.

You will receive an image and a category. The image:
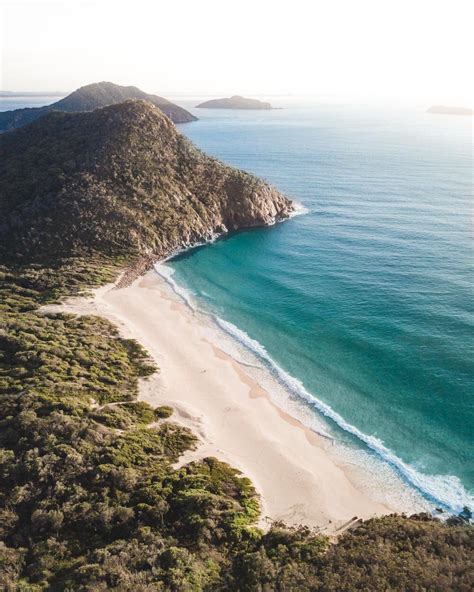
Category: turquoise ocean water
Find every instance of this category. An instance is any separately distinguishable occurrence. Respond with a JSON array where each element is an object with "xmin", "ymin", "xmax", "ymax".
[
  {"xmin": 169, "ymin": 98, "xmax": 473, "ymax": 514},
  {"xmin": 3, "ymin": 96, "xmax": 472, "ymax": 513}
]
